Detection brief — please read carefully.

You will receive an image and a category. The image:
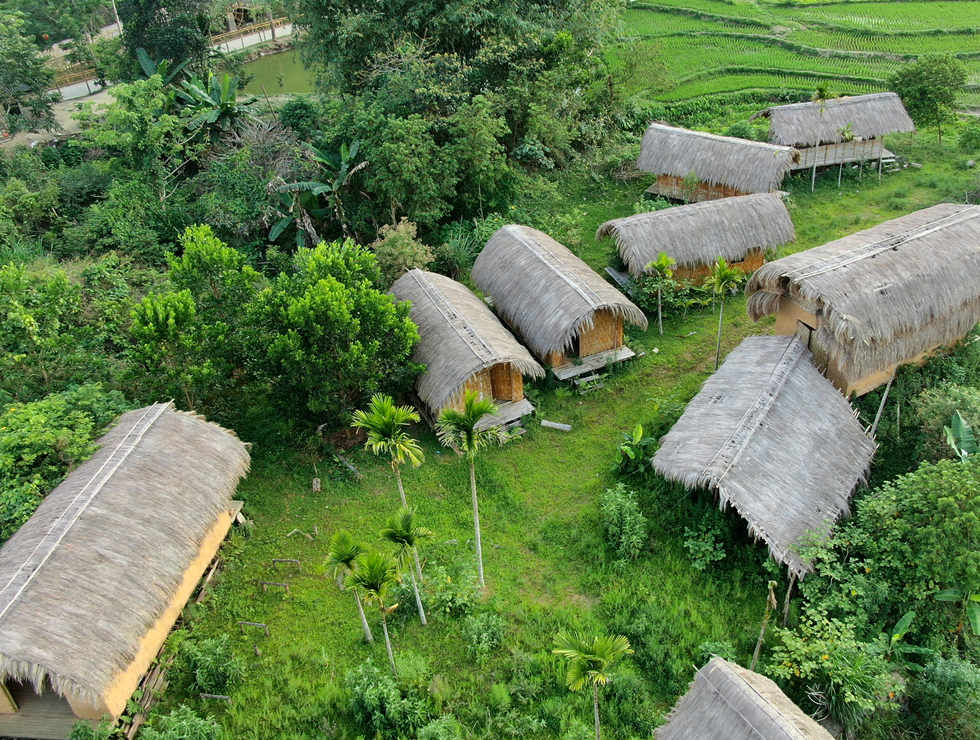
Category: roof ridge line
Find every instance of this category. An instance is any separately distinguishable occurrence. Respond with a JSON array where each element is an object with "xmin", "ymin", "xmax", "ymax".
[
  {"xmin": 506, "ymin": 227, "xmax": 603, "ymax": 309},
  {"xmin": 0, "ymin": 402, "xmax": 172, "ymax": 622},
  {"xmin": 794, "ymin": 207, "xmax": 978, "ymax": 281},
  {"xmin": 701, "ymin": 339, "xmax": 804, "ymax": 485},
  {"xmin": 701, "ymin": 664, "xmax": 797, "ymax": 740},
  {"xmin": 409, "ymin": 271, "xmax": 496, "ymax": 365}
]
